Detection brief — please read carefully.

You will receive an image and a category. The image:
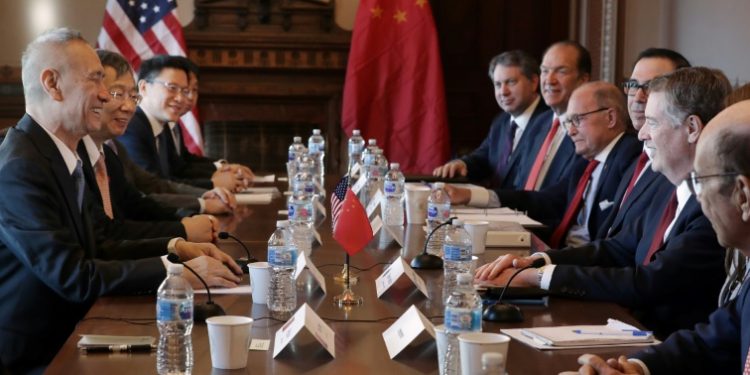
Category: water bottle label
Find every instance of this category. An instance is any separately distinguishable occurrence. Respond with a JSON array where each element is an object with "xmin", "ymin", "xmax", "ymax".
[
  {"xmin": 289, "ymin": 202, "xmax": 312, "ymax": 220},
  {"xmin": 445, "ymin": 307, "xmax": 481, "ymax": 332},
  {"xmin": 268, "ymin": 246, "xmax": 297, "ymax": 267},
  {"xmin": 157, "ymin": 298, "xmax": 192, "ymax": 322},
  {"xmin": 304, "ymin": 182, "xmax": 315, "ymax": 194},
  {"xmin": 309, "ymin": 143, "xmax": 322, "ymax": 154},
  {"xmin": 288, "ymin": 152, "xmax": 295, "ymax": 161},
  {"xmin": 444, "ymin": 244, "xmax": 471, "ymax": 261},
  {"xmin": 348, "ymin": 144, "xmax": 363, "ymax": 155},
  {"xmin": 288, "ymin": 203, "xmax": 295, "ymax": 218},
  {"xmin": 384, "ymin": 181, "xmax": 397, "ymax": 194},
  {"xmin": 427, "ymin": 203, "xmax": 450, "ymax": 220}
]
